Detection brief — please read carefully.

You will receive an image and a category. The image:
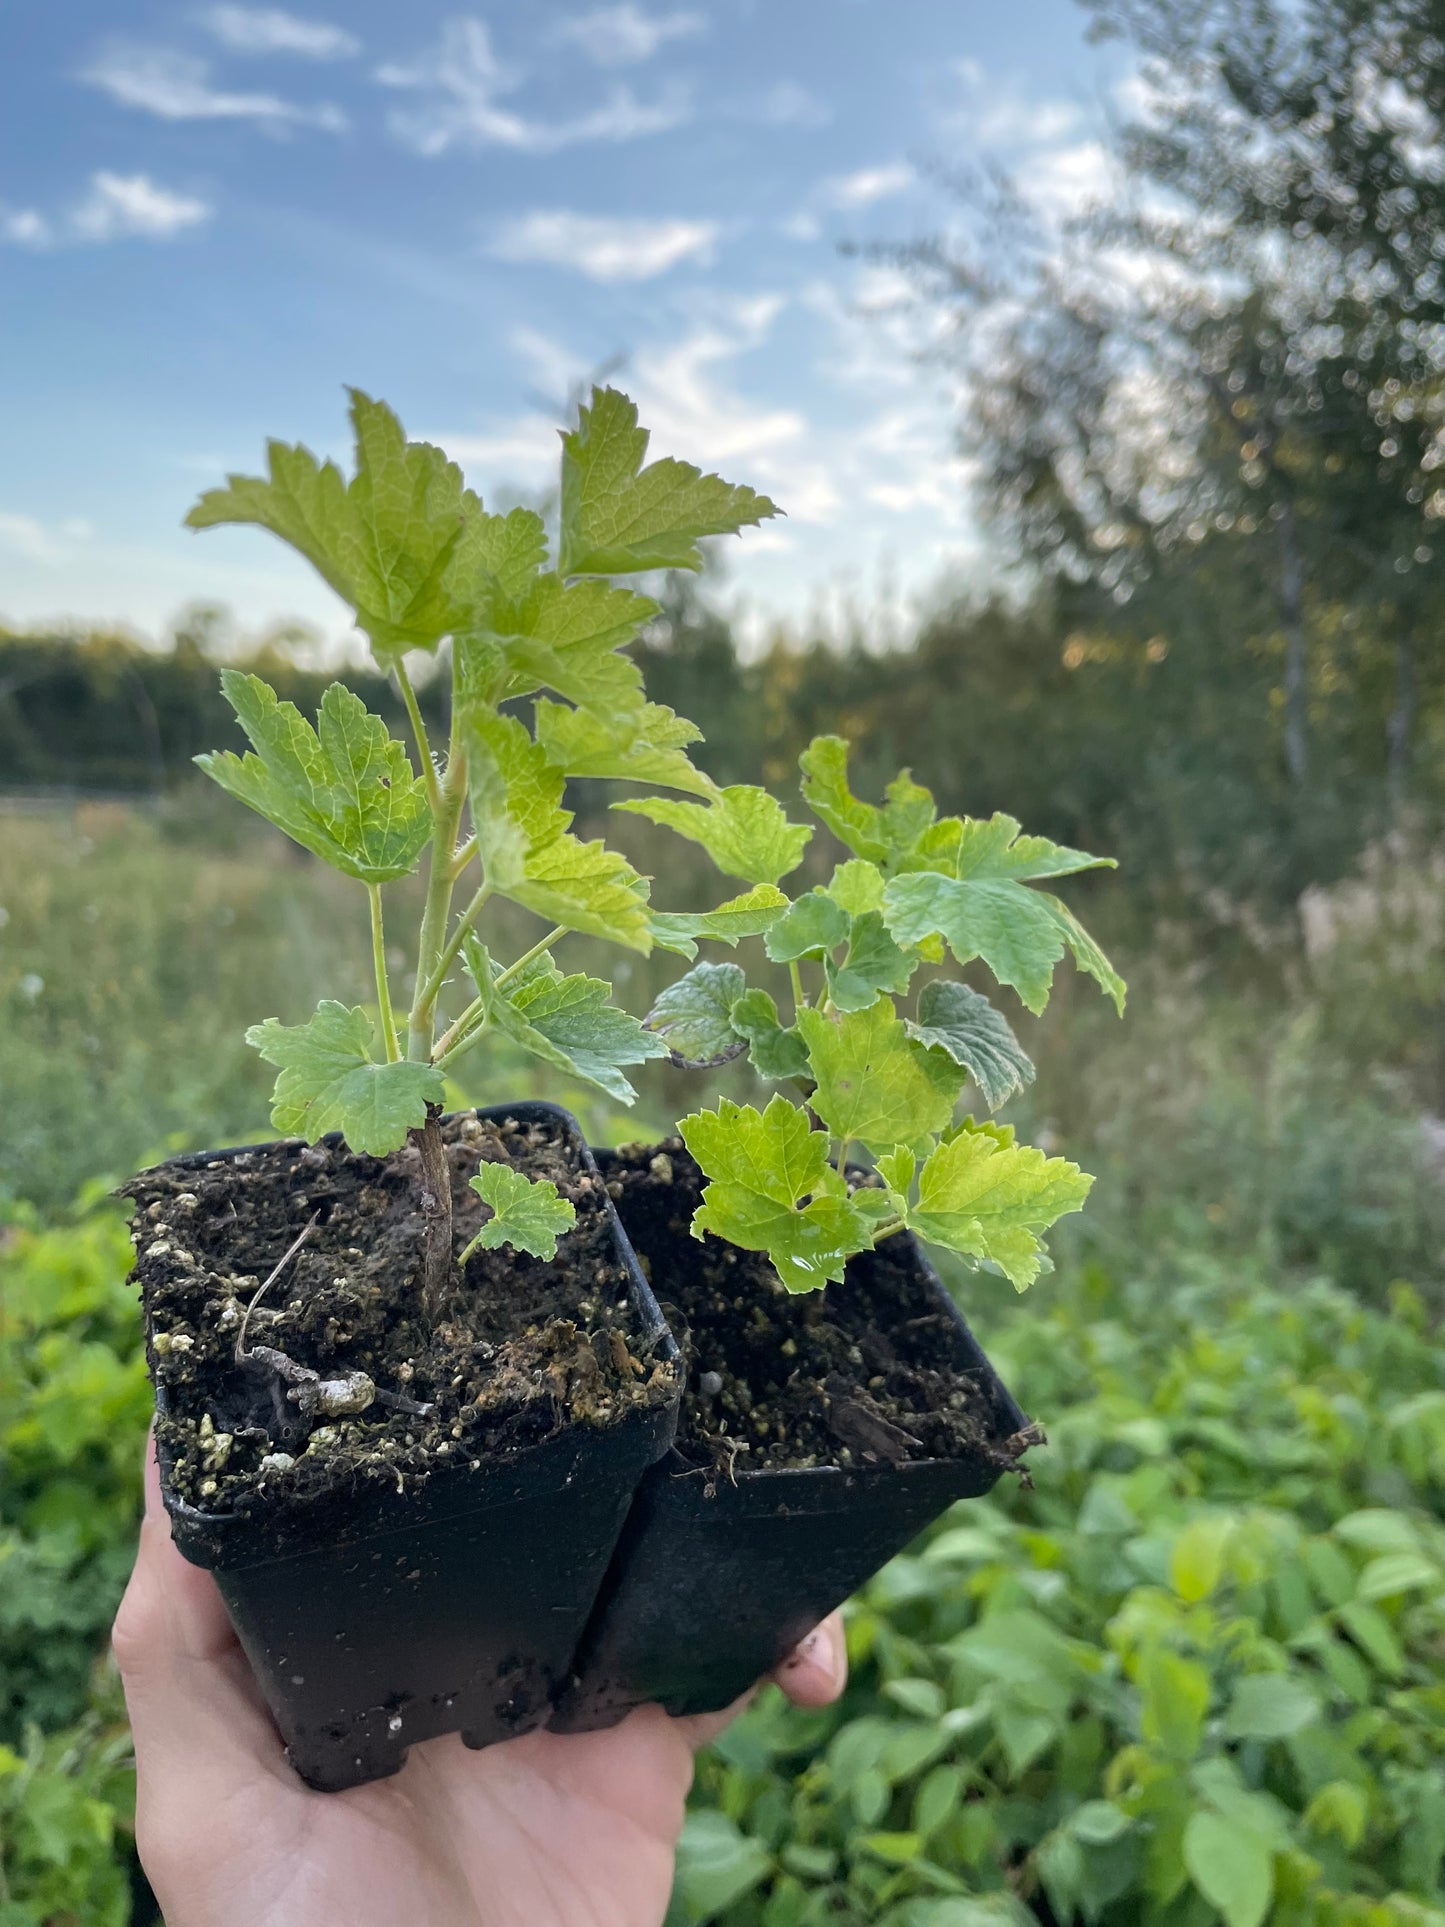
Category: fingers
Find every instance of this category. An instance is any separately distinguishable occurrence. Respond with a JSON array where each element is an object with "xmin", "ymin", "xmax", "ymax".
[
  {"xmin": 774, "ymin": 1612, "xmax": 848, "ymax": 1709},
  {"xmin": 113, "ymin": 1432, "xmax": 282, "ymax": 1790},
  {"xmin": 677, "ymin": 1610, "xmax": 849, "ymax": 1752}
]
